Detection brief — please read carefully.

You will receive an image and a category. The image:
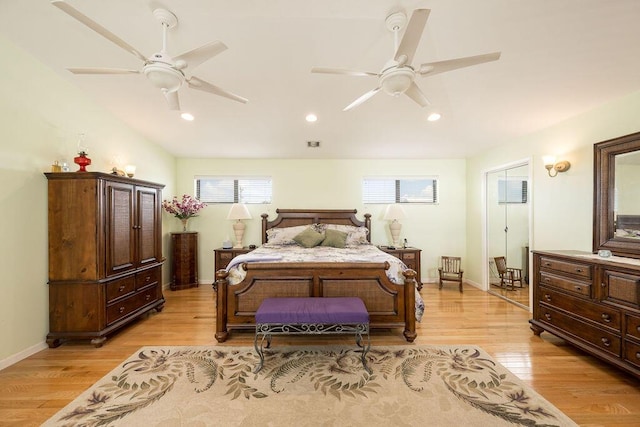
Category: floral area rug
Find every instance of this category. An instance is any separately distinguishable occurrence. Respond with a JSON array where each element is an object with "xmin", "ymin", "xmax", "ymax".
[{"xmin": 43, "ymin": 345, "xmax": 577, "ymax": 427}]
